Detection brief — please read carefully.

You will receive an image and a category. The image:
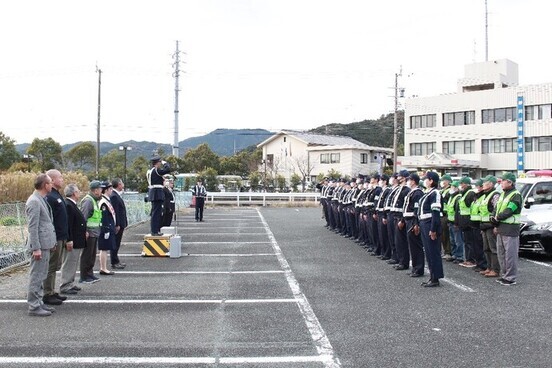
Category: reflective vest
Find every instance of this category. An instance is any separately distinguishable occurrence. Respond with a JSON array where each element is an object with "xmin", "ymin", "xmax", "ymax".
[
  {"xmin": 82, "ymin": 194, "xmax": 101, "ymax": 228},
  {"xmin": 470, "ymin": 193, "xmax": 484, "ymax": 221},
  {"xmin": 458, "ymin": 189, "xmax": 474, "ymax": 216},
  {"xmin": 479, "ymin": 190, "xmax": 497, "ymax": 222},
  {"xmin": 495, "ymin": 190, "xmax": 522, "ymax": 224},
  {"xmin": 446, "ymin": 193, "xmax": 460, "ymax": 222}
]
